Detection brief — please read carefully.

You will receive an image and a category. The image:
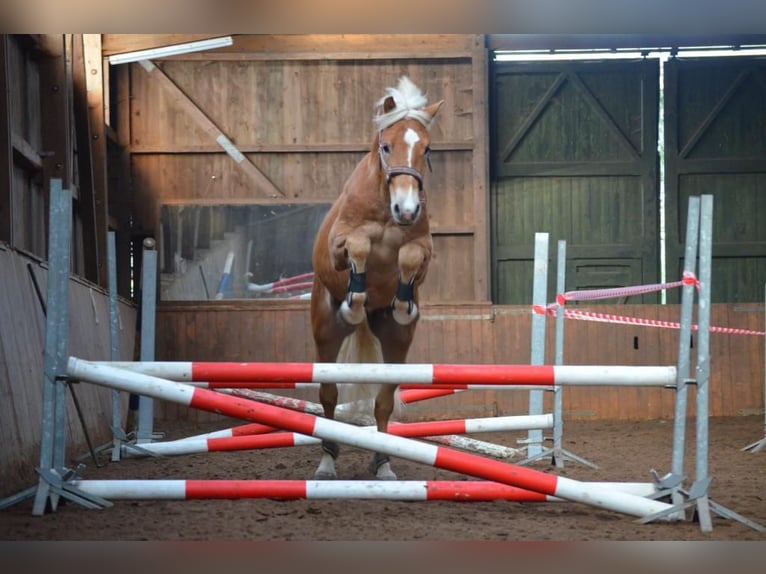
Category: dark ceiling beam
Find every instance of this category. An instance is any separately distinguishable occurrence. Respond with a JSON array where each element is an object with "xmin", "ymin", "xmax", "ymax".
[{"xmin": 488, "ymin": 35, "xmax": 766, "ymax": 52}]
